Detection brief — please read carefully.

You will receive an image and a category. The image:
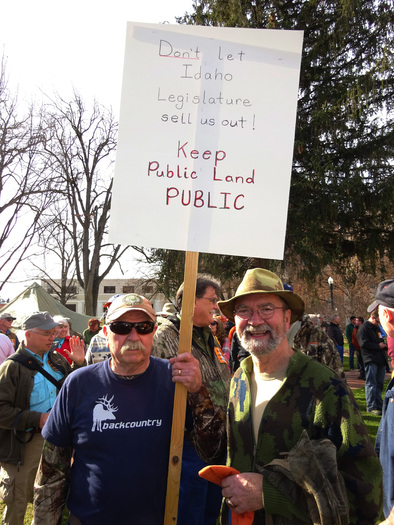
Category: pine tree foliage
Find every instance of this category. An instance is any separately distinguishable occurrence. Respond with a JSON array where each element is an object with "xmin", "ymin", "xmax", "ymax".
[
  {"xmin": 173, "ymin": 0, "xmax": 394, "ymax": 280},
  {"xmin": 138, "ymin": 249, "xmax": 252, "ymax": 300}
]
